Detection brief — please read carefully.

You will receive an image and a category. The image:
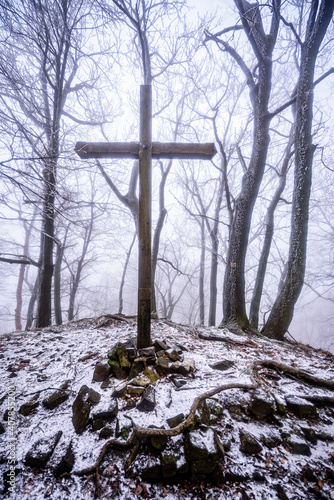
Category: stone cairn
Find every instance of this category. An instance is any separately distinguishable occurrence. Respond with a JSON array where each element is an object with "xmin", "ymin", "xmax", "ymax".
[{"xmin": 16, "ymin": 337, "xmax": 324, "ymax": 487}]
